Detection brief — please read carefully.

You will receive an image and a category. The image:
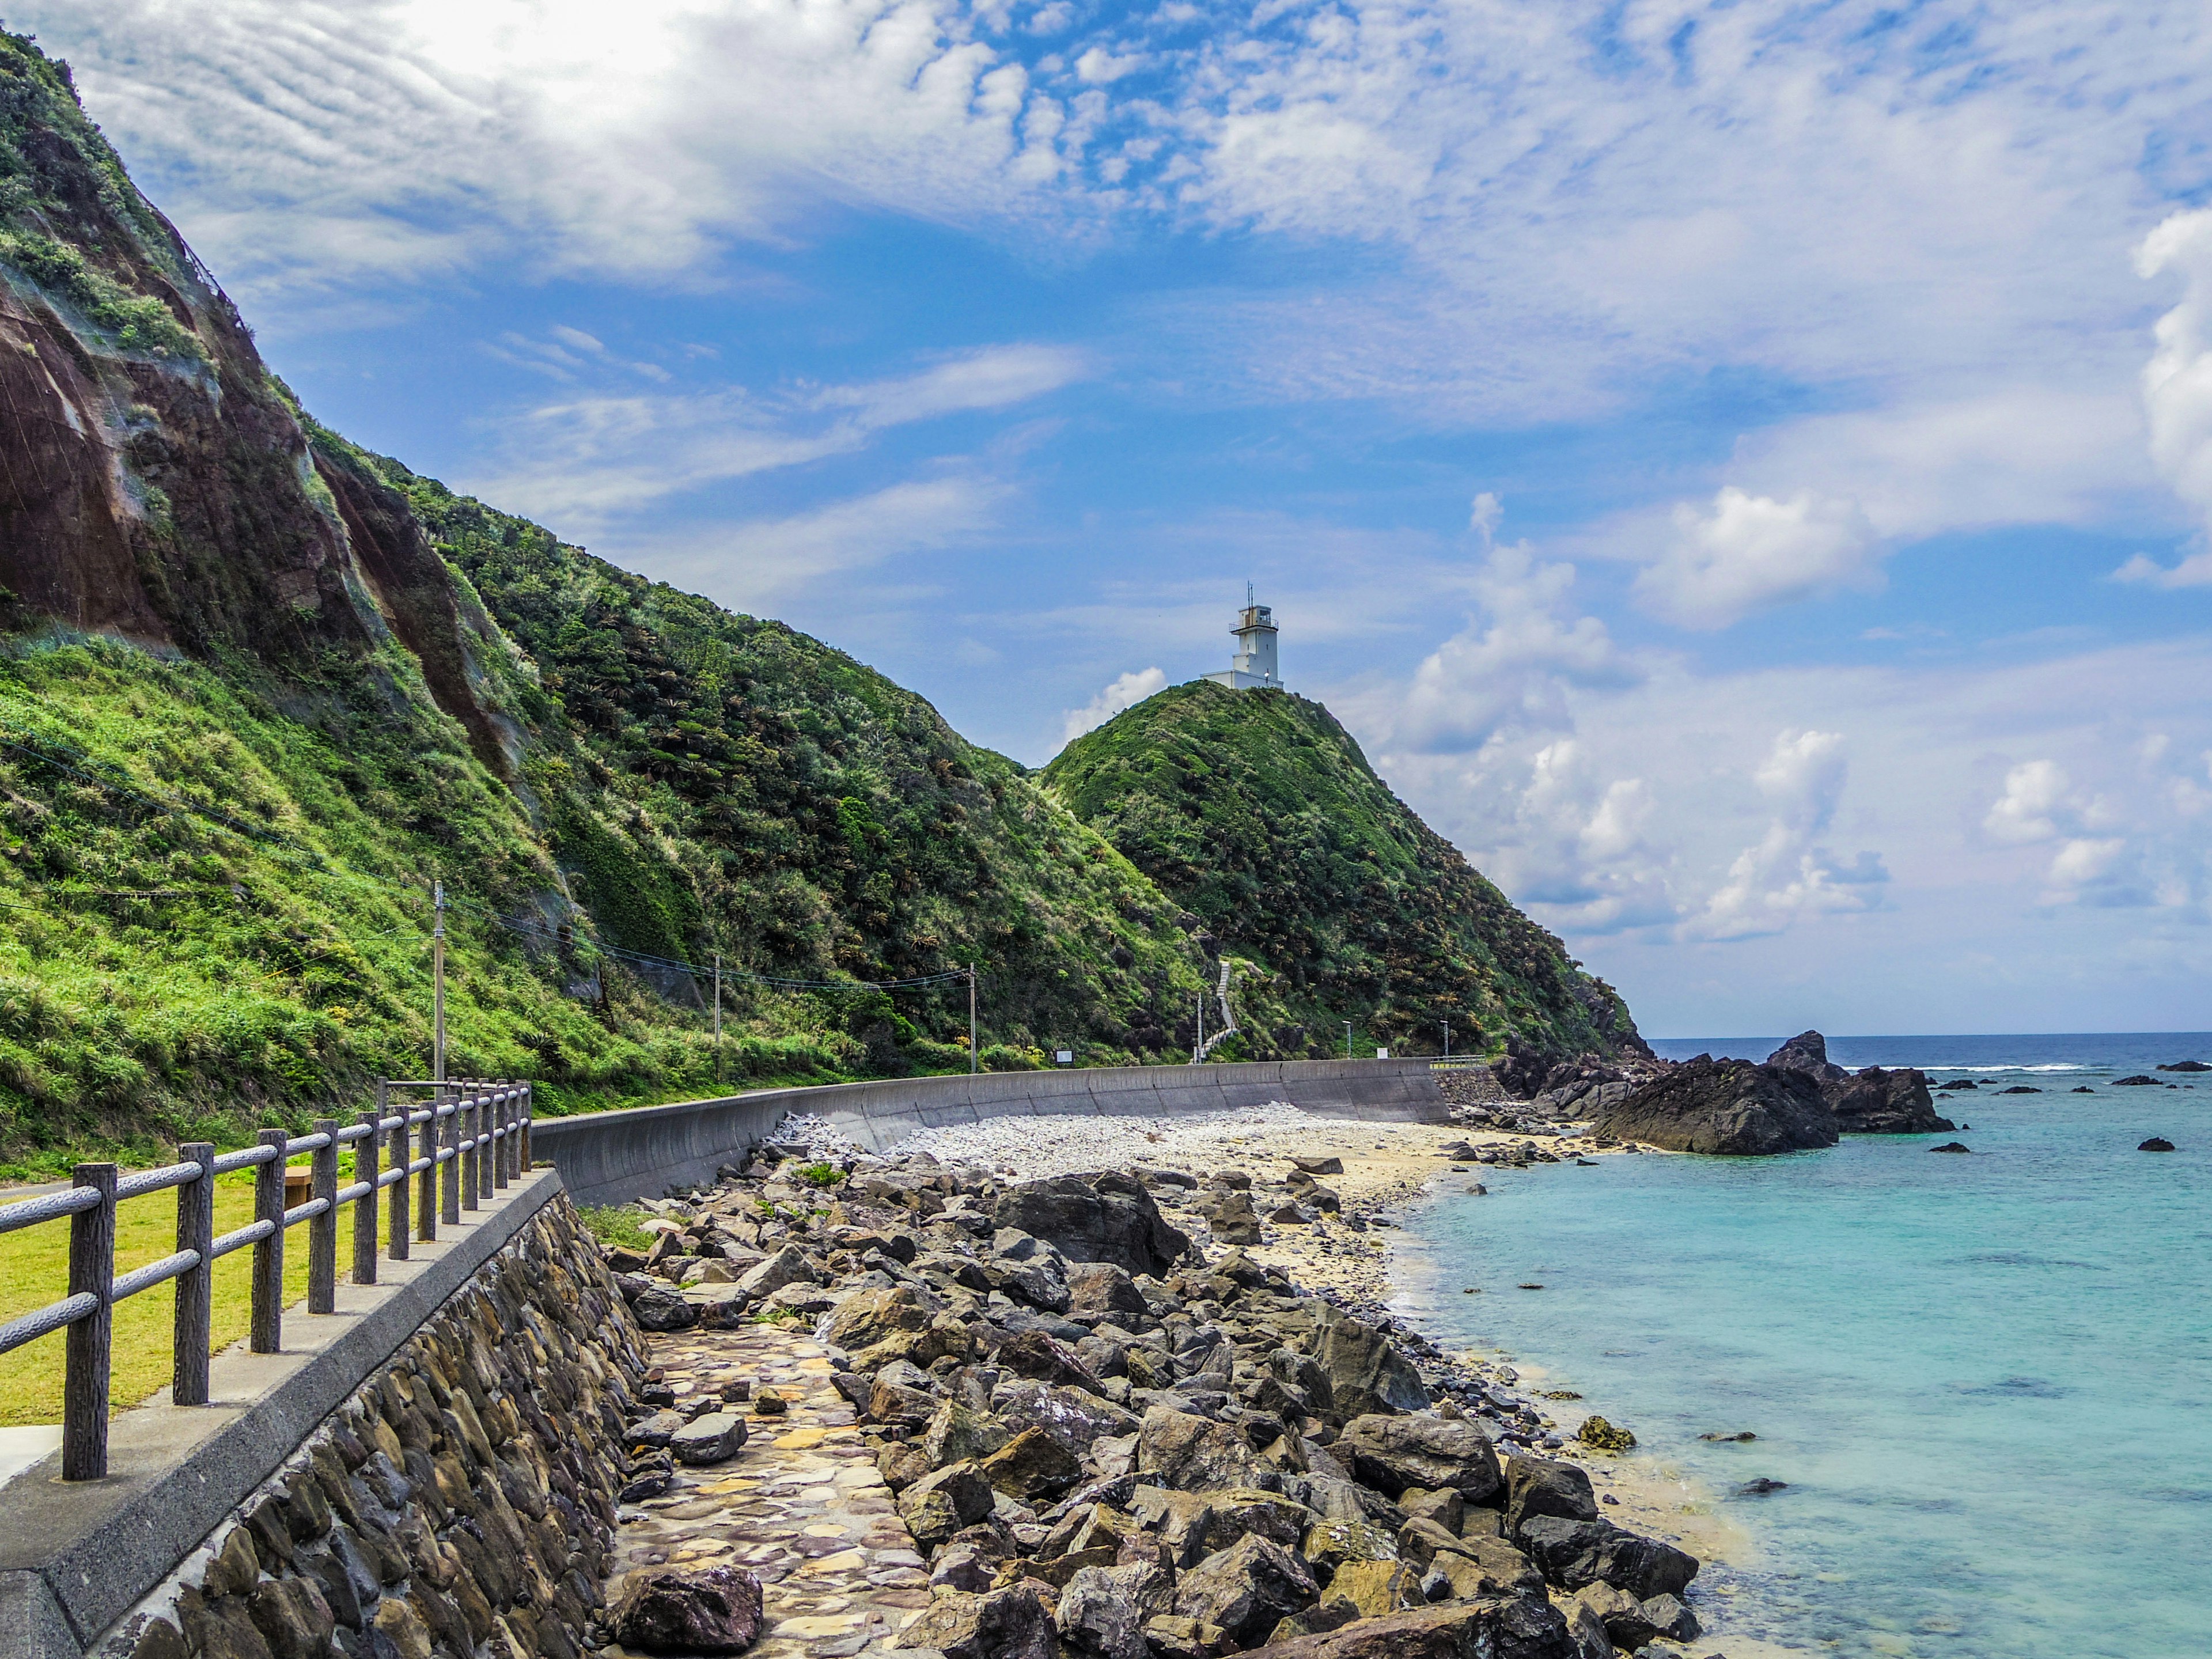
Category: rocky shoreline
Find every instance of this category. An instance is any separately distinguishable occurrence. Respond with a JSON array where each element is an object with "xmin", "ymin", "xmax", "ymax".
[{"xmin": 585, "ymin": 1097, "xmax": 1744, "ymax": 1659}]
